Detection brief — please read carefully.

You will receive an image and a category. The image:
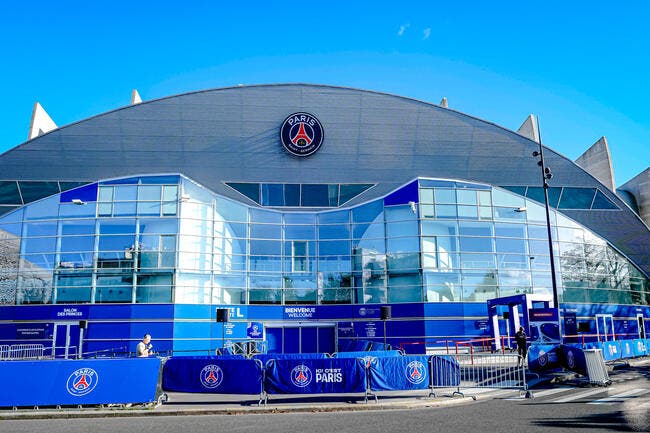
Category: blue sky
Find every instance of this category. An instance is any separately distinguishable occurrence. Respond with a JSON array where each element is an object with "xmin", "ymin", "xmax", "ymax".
[{"xmin": 1, "ymin": 1, "xmax": 648, "ymax": 185}]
